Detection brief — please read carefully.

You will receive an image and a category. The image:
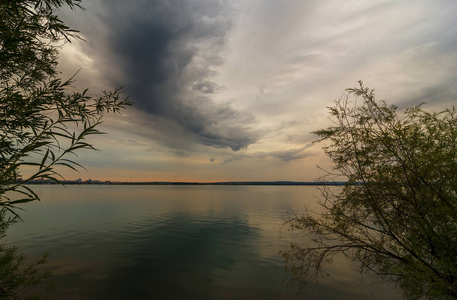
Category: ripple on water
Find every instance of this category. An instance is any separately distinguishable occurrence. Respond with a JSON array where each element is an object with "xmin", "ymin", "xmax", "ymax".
[{"xmin": 8, "ymin": 185, "xmax": 401, "ymax": 300}]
